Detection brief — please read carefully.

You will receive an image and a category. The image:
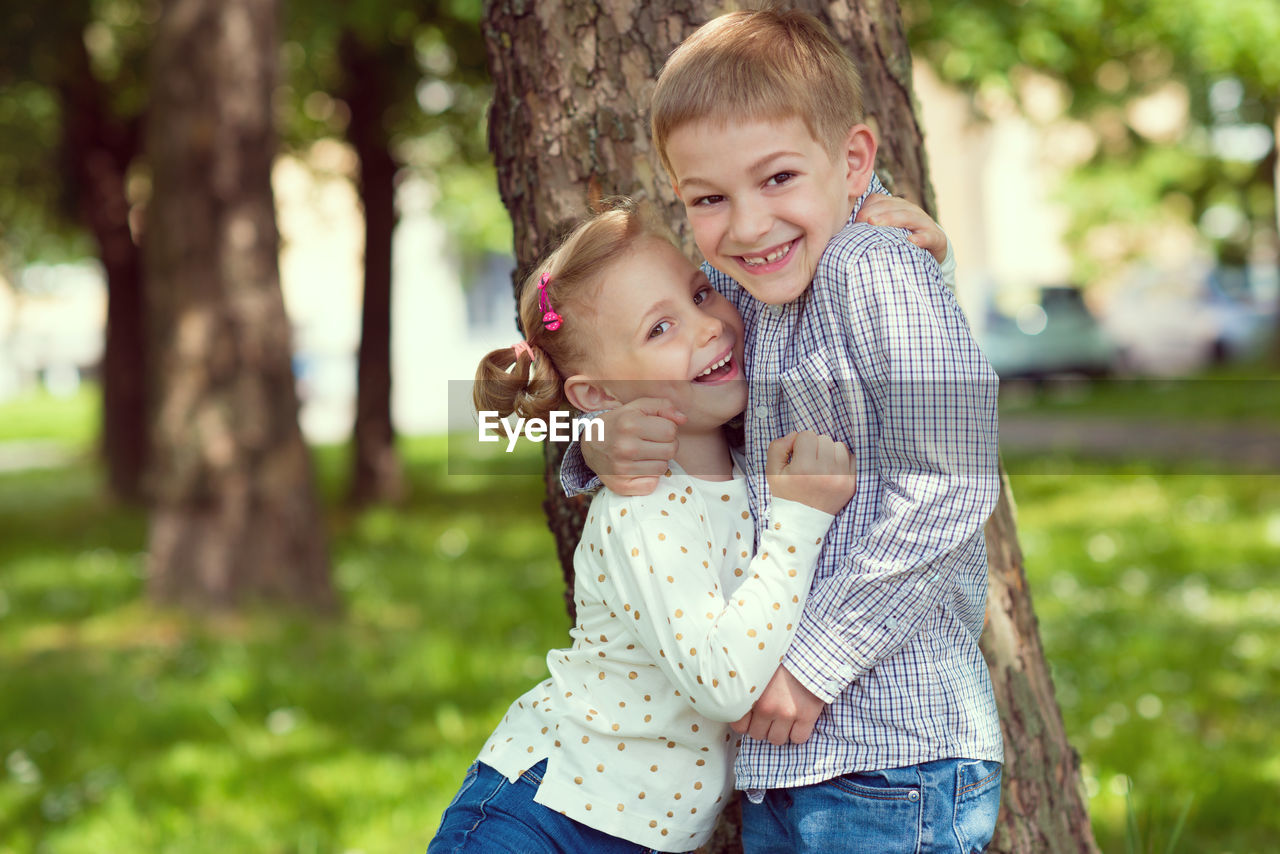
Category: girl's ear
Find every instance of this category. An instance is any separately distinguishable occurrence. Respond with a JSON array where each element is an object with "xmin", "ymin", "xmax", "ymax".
[{"xmin": 564, "ymin": 374, "xmax": 619, "ymax": 413}]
